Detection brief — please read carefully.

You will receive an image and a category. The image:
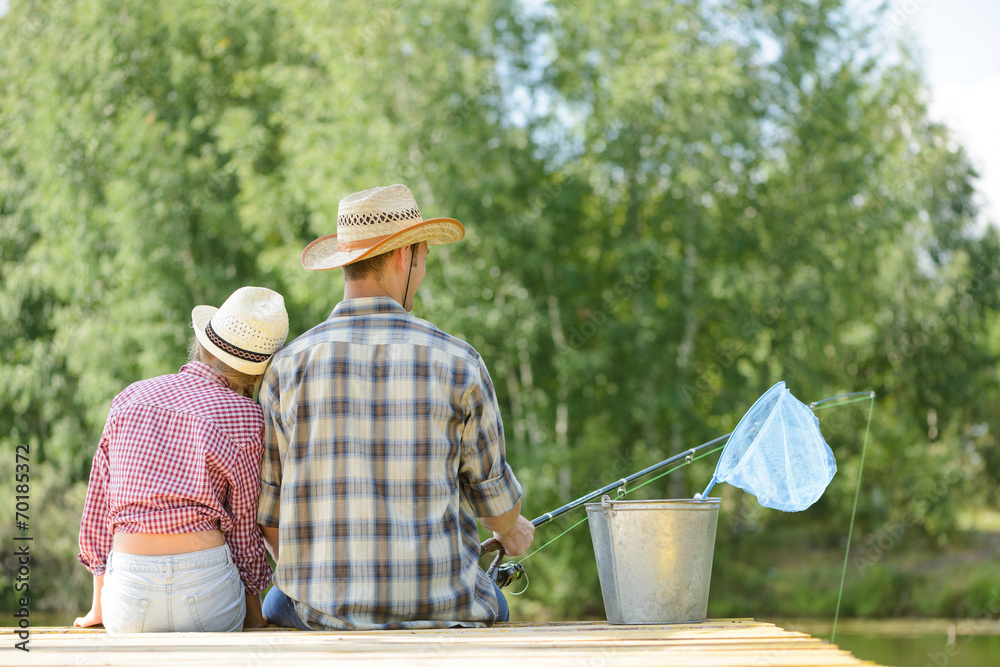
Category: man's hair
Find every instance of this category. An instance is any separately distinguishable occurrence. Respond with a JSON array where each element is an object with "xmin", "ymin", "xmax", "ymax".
[
  {"xmin": 343, "ymin": 251, "xmax": 391, "ymax": 281},
  {"xmin": 187, "ymin": 338, "xmax": 262, "ymax": 398}
]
